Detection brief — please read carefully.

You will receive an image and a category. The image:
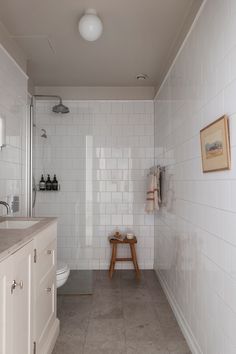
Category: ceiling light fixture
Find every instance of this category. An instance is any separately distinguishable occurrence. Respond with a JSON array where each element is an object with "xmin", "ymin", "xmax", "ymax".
[
  {"xmin": 136, "ymin": 73, "xmax": 149, "ymax": 80},
  {"xmin": 78, "ymin": 9, "xmax": 103, "ymax": 42}
]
